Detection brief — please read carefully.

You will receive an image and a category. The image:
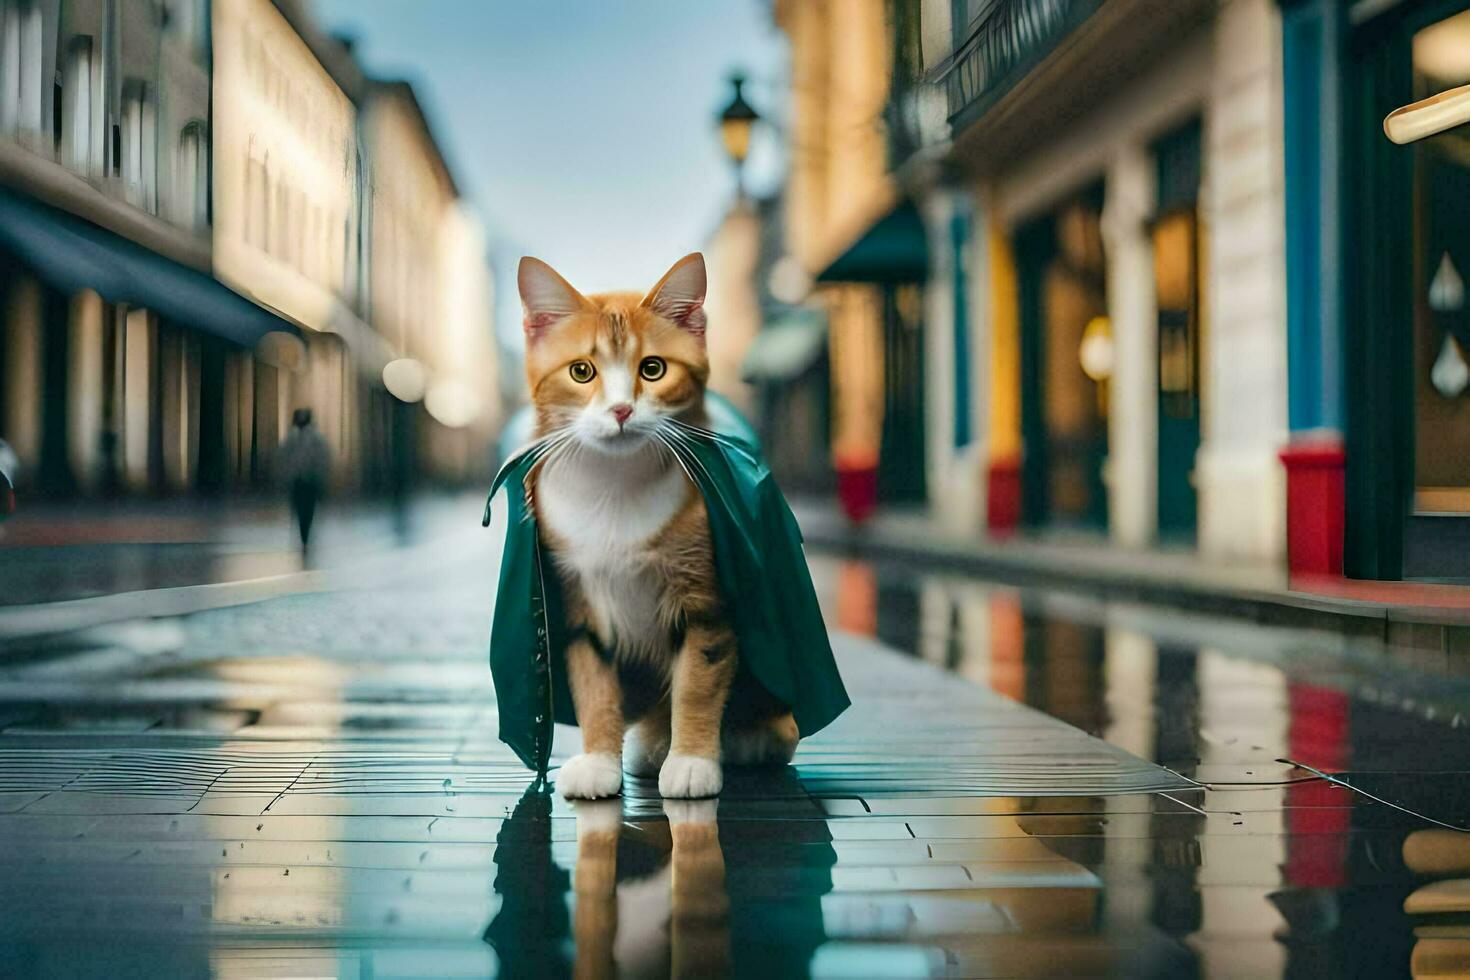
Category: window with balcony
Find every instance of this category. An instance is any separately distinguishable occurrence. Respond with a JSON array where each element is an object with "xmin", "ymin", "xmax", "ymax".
[
  {"xmin": 175, "ymin": 120, "xmax": 207, "ymax": 231},
  {"xmin": 120, "ymin": 82, "xmax": 158, "ymax": 214},
  {"xmin": 1411, "ymin": 8, "xmax": 1470, "ymax": 514},
  {"xmin": 0, "ymin": 0, "xmax": 44, "ymax": 141},
  {"xmin": 60, "ymin": 37, "xmax": 94, "ymax": 175}
]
